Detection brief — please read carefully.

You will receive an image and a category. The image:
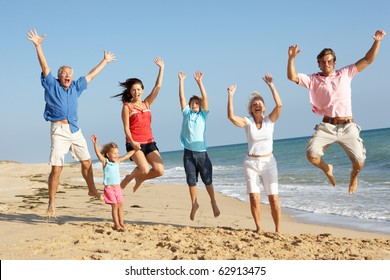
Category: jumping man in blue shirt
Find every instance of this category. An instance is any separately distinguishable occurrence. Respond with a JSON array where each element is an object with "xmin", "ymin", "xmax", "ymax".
[{"xmin": 27, "ymin": 29, "xmax": 116, "ymax": 216}]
